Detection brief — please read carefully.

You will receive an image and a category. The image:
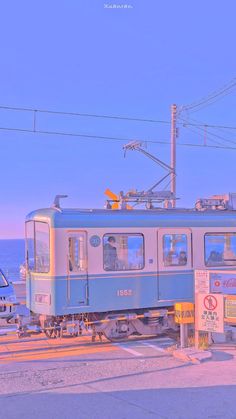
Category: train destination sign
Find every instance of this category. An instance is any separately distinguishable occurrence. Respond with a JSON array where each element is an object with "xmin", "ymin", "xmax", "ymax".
[
  {"xmin": 195, "ymin": 293, "xmax": 224, "ymax": 333},
  {"xmin": 225, "ymin": 296, "xmax": 236, "ymax": 322}
]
